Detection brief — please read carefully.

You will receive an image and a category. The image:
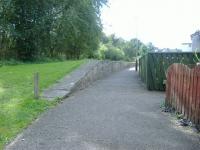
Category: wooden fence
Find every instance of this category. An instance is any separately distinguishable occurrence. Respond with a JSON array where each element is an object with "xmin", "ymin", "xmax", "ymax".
[
  {"xmin": 166, "ymin": 64, "xmax": 200, "ymax": 126},
  {"xmin": 139, "ymin": 52, "xmax": 200, "ymax": 91}
]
